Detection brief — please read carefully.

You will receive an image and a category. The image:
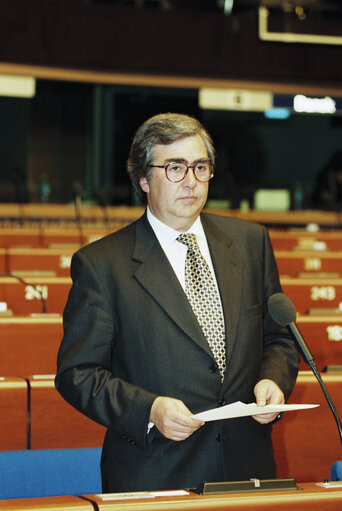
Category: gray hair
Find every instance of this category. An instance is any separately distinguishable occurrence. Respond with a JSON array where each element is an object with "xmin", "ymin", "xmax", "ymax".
[{"xmin": 127, "ymin": 113, "xmax": 215, "ymax": 204}]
